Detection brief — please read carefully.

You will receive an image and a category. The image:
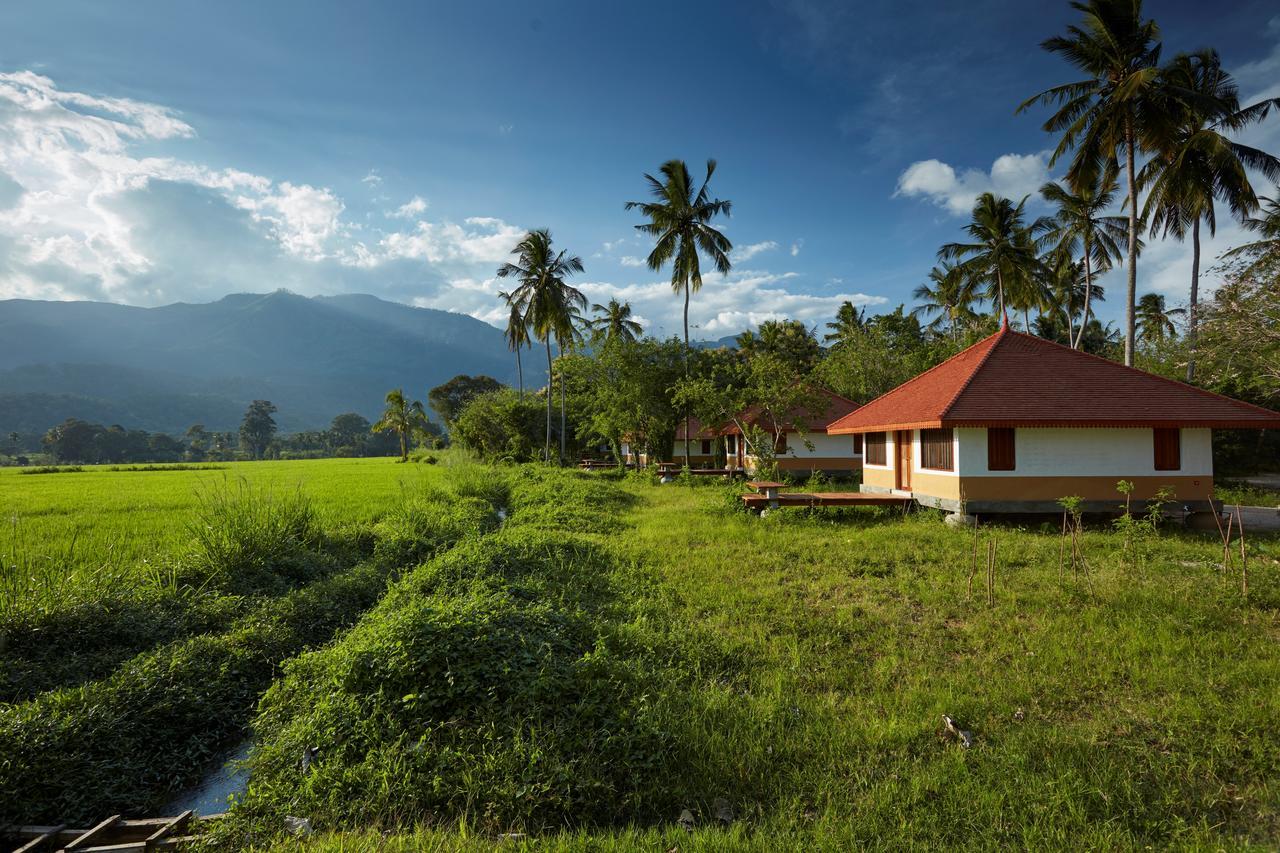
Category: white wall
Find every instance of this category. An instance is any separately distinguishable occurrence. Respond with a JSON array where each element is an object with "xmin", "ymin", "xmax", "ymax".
[
  {"xmin": 777, "ymin": 431, "xmax": 862, "ymax": 459},
  {"xmin": 955, "ymin": 427, "xmax": 1213, "ymax": 477}
]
